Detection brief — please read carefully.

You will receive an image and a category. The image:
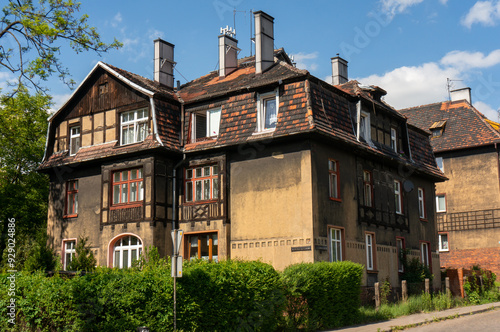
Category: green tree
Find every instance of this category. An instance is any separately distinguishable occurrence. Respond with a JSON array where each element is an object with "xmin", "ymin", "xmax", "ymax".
[
  {"xmin": 66, "ymin": 236, "xmax": 96, "ymax": 271},
  {"xmin": 0, "ymin": 0, "xmax": 122, "ymax": 92},
  {"xmin": 0, "ymin": 86, "xmax": 51, "ymax": 265}
]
